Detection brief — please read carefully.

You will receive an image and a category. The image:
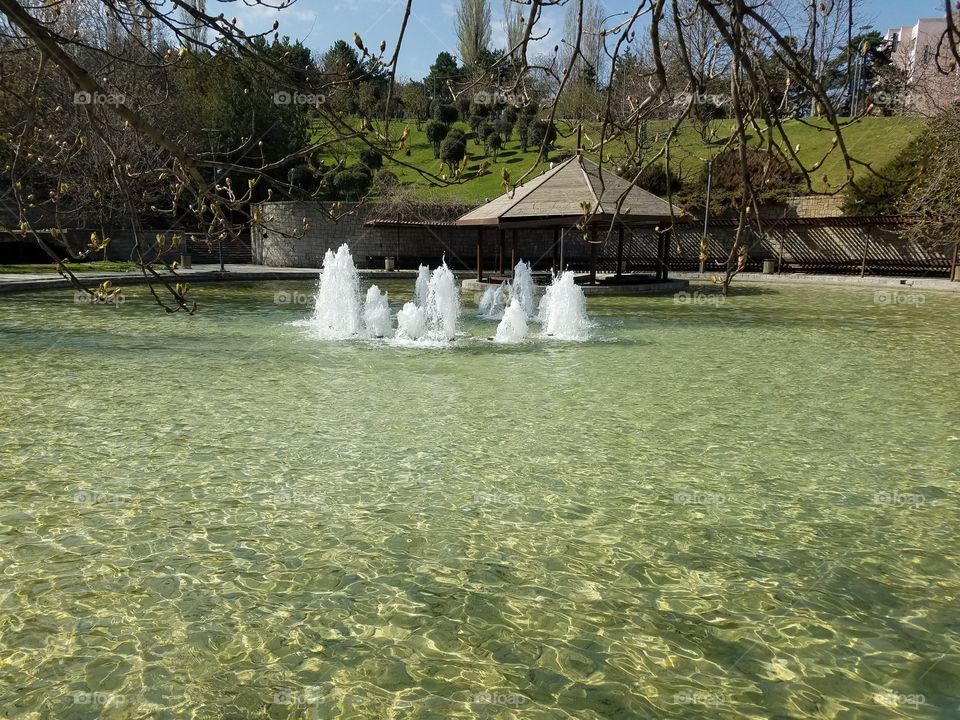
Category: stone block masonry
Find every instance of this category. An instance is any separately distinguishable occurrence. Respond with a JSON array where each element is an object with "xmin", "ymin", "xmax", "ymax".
[{"xmin": 251, "ymin": 201, "xmax": 596, "ymax": 271}]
